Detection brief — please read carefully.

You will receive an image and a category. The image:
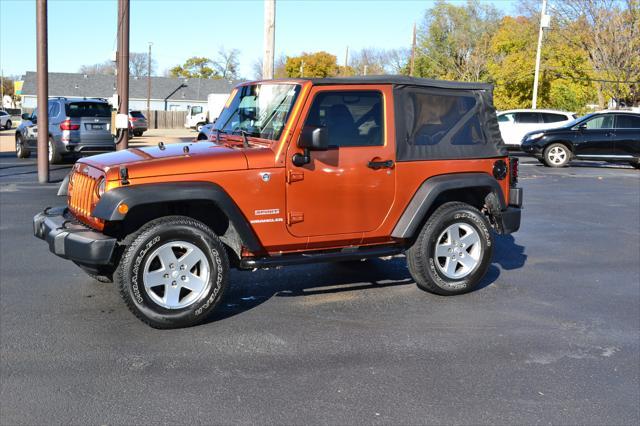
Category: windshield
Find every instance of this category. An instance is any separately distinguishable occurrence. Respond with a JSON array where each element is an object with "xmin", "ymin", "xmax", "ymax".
[{"xmin": 214, "ymin": 83, "xmax": 301, "ymax": 141}]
